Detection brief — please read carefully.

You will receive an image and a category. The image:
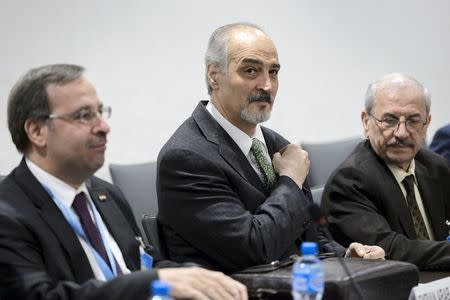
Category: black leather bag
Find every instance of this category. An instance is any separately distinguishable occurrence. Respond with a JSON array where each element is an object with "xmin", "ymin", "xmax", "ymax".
[{"xmin": 231, "ymin": 258, "xmax": 419, "ymax": 300}]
